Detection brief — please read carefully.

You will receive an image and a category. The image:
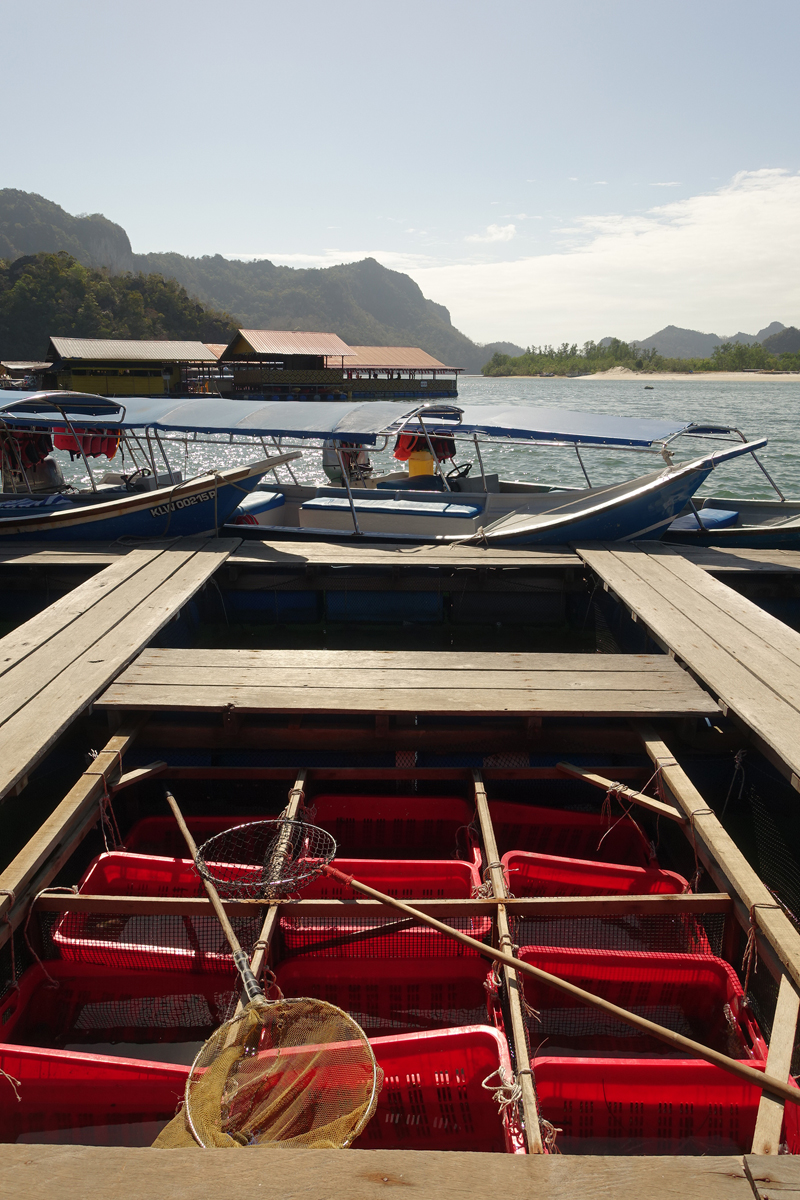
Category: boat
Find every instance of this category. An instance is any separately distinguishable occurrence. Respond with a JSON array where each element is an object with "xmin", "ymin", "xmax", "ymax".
[
  {"xmin": 0, "ymin": 393, "xmax": 771, "ymax": 545},
  {"xmin": 0, "ymin": 393, "xmax": 299, "ymax": 541},
  {"xmin": 663, "ymin": 494, "xmax": 800, "ymax": 549}
]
